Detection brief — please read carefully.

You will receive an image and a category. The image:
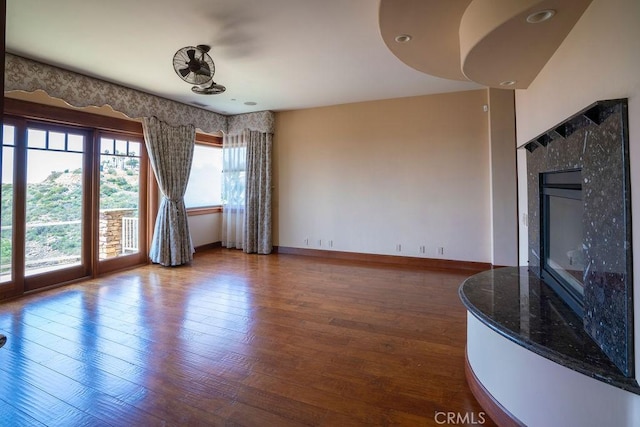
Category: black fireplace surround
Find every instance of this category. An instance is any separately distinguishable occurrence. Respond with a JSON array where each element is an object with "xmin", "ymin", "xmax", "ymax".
[{"xmin": 525, "ymin": 99, "xmax": 633, "ymax": 377}]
